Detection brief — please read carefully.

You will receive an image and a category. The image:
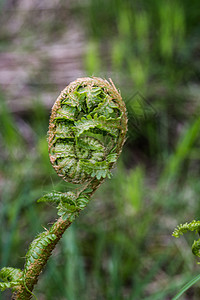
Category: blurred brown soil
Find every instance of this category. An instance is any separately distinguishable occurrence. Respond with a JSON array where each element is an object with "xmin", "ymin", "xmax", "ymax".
[{"xmin": 0, "ymin": 0, "xmax": 86, "ymax": 113}]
